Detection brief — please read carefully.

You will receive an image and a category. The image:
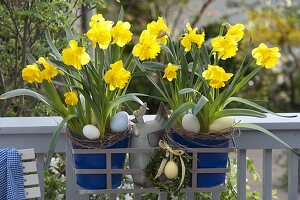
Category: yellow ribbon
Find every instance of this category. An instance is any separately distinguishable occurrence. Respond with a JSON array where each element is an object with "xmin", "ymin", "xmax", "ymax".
[{"xmin": 154, "ymin": 140, "xmax": 186, "ymax": 191}]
